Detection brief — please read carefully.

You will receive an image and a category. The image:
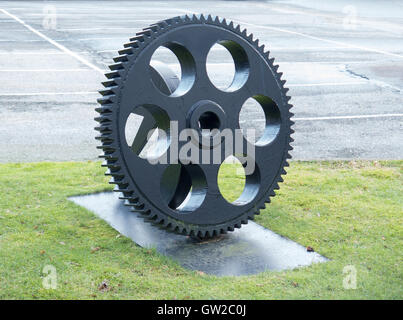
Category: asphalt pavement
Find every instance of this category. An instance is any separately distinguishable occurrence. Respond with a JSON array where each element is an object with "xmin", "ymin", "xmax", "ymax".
[{"xmin": 0, "ymin": 0, "xmax": 402, "ymax": 162}]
